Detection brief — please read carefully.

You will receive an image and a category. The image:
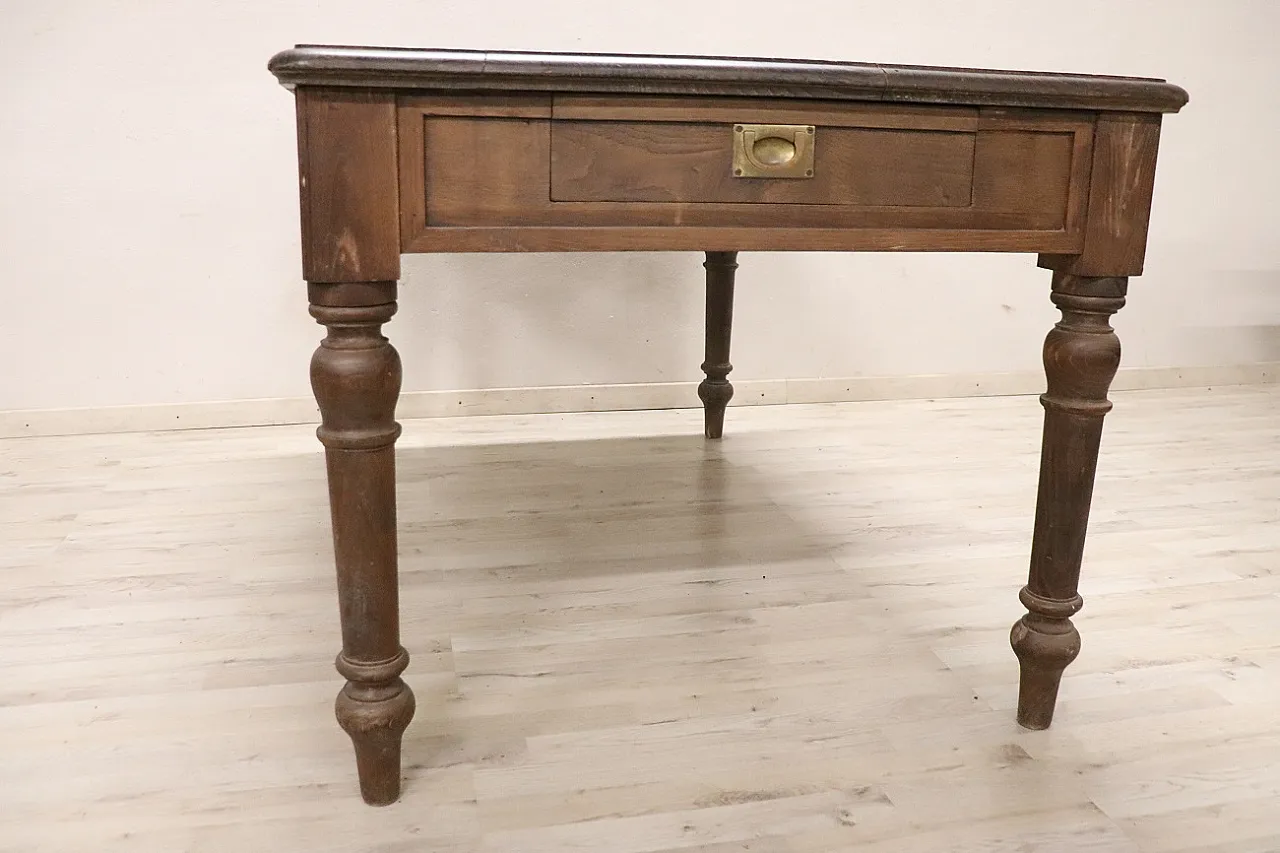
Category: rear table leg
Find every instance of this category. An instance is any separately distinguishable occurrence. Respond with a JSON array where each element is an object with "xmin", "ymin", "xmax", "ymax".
[{"xmin": 699, "ymin": 251, "xmax": 738, "ymax": 439}]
